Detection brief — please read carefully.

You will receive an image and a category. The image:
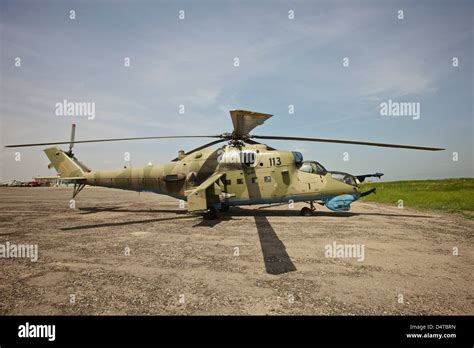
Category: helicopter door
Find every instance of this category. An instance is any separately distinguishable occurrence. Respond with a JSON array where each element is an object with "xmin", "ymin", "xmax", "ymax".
[
  {"xmin": 258, "ymin": 171, "xmax": 275, "ymax": 198},
  {"xmin": 242, "ymin": 166, "xmax": 262, "ymax": 201}
]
